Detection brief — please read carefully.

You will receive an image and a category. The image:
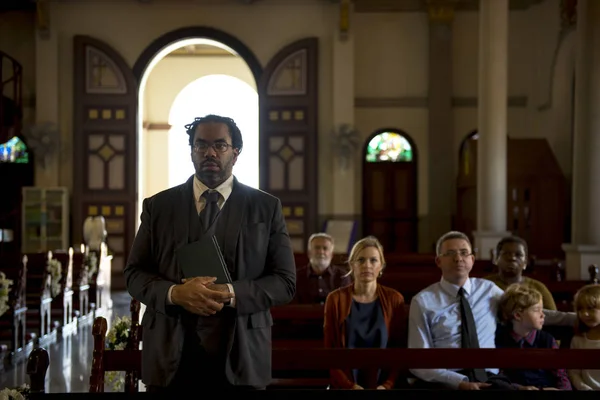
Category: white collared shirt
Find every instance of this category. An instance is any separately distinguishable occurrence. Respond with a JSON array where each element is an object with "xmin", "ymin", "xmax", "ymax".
[{"xmin": 193, "ymin": 174, "xmax": 234, "ymax": 214}]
